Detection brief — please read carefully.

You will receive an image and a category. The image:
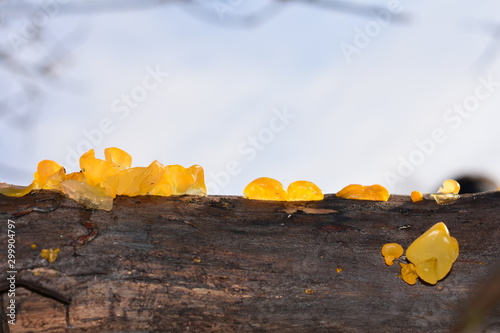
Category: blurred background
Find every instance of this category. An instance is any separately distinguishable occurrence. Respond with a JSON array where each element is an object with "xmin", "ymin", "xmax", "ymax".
[{"xmin": 1, "ymin": 0, "xmax": 500, "ymax": 195}]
